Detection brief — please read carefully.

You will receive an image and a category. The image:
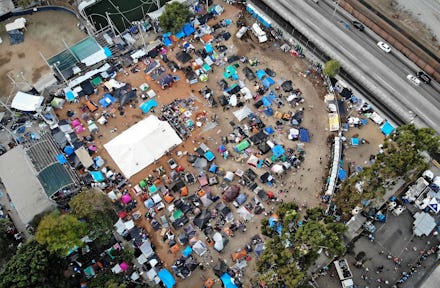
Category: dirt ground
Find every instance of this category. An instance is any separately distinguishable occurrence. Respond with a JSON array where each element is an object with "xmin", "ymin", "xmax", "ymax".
[
  {"xmin": 54, "ymin": 2, "xmax": 384, "ymax": 287},
  {"xmin": 0, "ymin": 10, "xmax": 86, "ymax": 100},
  {"xmin": 366, "ymin": 0, "xmax": 440, "ymax": 58}
]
